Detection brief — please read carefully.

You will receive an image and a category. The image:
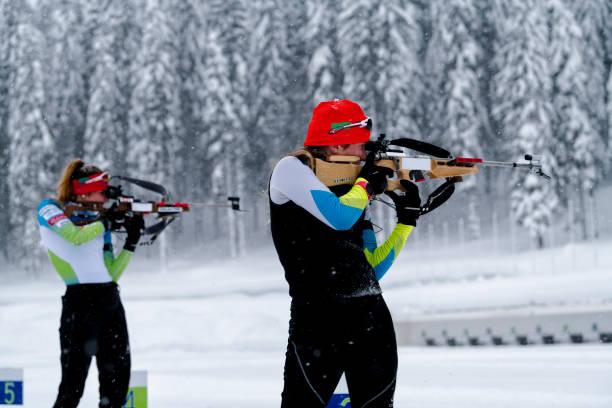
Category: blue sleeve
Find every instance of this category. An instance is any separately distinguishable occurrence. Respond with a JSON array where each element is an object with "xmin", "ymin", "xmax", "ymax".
[{"xmin": 270, "ymin": 156, "xmax": 371, "ymax": 230}]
